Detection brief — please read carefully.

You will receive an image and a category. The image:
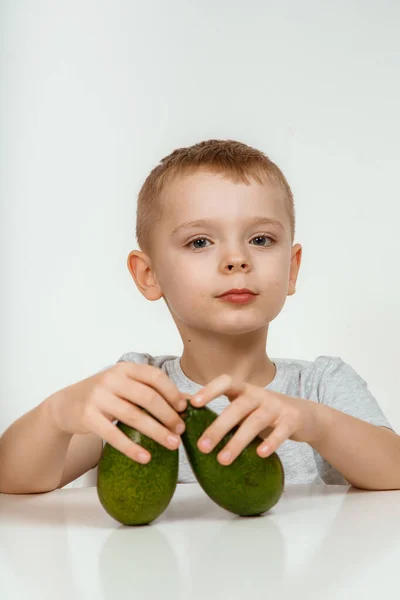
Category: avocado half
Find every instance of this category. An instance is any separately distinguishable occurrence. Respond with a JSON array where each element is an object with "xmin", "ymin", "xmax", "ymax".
[
  {"xmin": 181, "ymin": 403, "xmax": 284, "ymax": 516},
  {"xmin": 97, "ymin": 421, "xmax": 179, "ymax": 526}
]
